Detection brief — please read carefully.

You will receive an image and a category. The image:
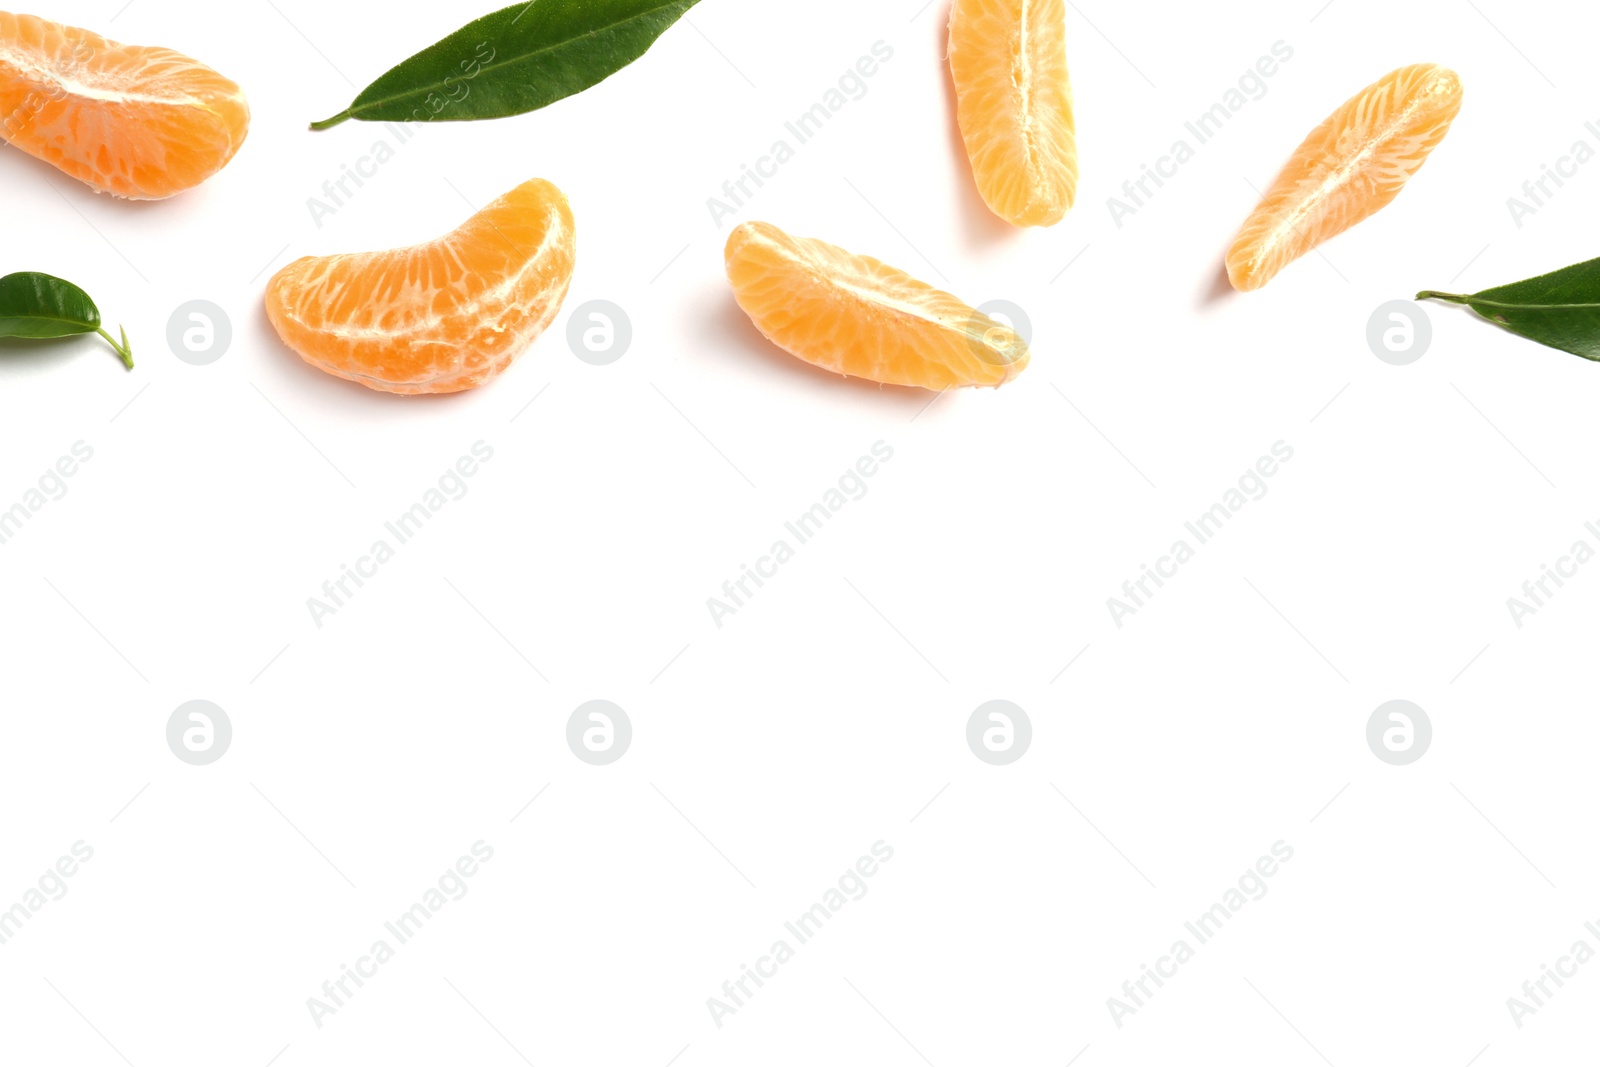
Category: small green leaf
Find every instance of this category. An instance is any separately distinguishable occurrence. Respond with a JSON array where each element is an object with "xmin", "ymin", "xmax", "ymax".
[
  {"xmin": 0, "ymin": 272, "xmax": 133, "ymax": 369},
  {"xmin": 310, "ymin": 0, "xmax": 704, "ymax": 130},
  {"xmin": 1419, "ymin": 256, "xmax": 1600, "ymax": 362}
]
